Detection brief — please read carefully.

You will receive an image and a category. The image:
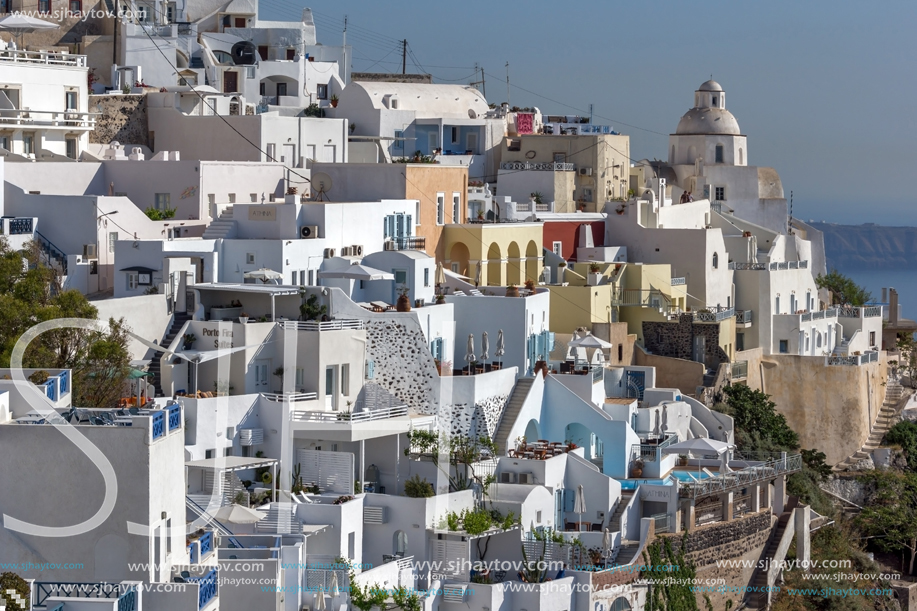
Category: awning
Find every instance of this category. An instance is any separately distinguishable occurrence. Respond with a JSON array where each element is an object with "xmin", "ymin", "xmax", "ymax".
[{"xmin": 120, "ymin": 266, "xmax": 158, "ymax": 273}]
